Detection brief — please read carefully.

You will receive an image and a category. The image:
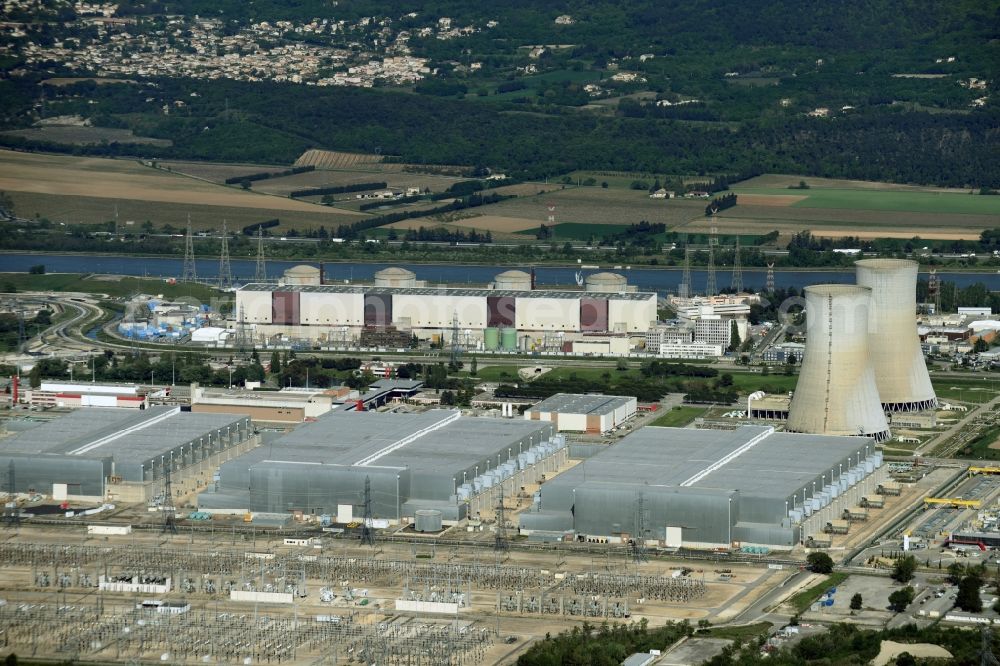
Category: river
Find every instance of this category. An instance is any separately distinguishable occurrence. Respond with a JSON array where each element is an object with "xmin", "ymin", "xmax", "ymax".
[{"xmin": 2, "ymin": 253, "xmax": 999, "ymax": 292}]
